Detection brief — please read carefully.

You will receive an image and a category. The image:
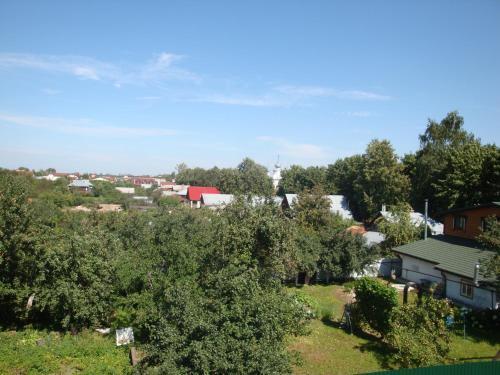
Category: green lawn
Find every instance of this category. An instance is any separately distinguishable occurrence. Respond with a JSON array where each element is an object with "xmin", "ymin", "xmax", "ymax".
[
  {"xmin": 288, "ymin": 284, "xmax": 500, "ymax": 375},
  {"xmin": 0, "ymin": 329, "xmax": 132, "ymax": 374}
]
